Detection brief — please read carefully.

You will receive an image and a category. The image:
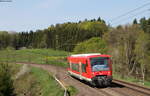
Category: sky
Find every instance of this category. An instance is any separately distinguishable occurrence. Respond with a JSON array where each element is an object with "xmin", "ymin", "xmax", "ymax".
[{"xmin": 0, "ymin": 0, "xmax": 149, "ymax": 32}]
